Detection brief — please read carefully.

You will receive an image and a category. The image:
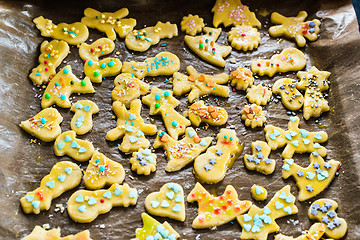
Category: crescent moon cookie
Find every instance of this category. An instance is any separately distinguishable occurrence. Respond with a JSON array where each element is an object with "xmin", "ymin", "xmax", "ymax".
[
  {"xmin": 180, "ymin": 14, "xmax": 205, "ymax": 36},
  {"xmin": 240, "ymin": 104, "xmax": 267, "ymax": 128},
  {"xmin": 274, "ymin": 223, "xmax": 326, "ymax": 240},
  {"xmin": 70, "ymin": 100, "xmax": 99, "ymax": 135},
  {"xmin": 230, "ymin": 67, "xmax": 254, "ymax": 91},
  {"xmin": 79, "ymin": 37, "xmax": 115, "ymax": 61},
  {"xmin": 20, "ymin": 161, "xmax": 82, "ymax": 214},
  {"xmin": 244, "ymin": 141, "xmax": 275, "ymax": 175},
  {"xmin": 188, "ymin": 100, "xmax": 228, "ymax": 126},
  {"xmin": 22, "ymin": 225, "xmax": 92, "ymax": 240},
  {"xmin": 228, "ymin": 25, "xmax": 260, "ymax": 51},
  {"xmin": 130, "ymin": 148, "xmax": 157, "ymax": 175}
]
